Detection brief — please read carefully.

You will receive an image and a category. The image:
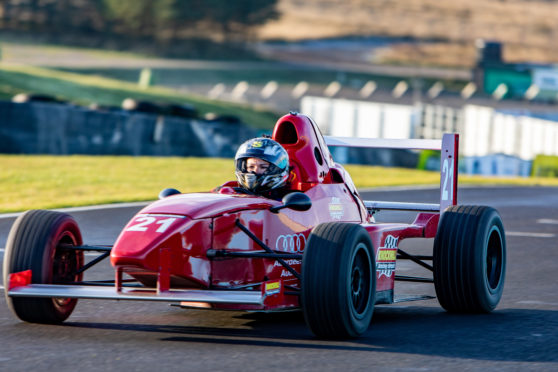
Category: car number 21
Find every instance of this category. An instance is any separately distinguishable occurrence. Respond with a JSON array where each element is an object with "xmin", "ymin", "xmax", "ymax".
[
  {"xmin": 441, "ymin": 158, "xmax": 454, "ymax": 202},
  {"xmin": 126, "ymin": 216, "xmax": 178, "ymax": 233}
]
